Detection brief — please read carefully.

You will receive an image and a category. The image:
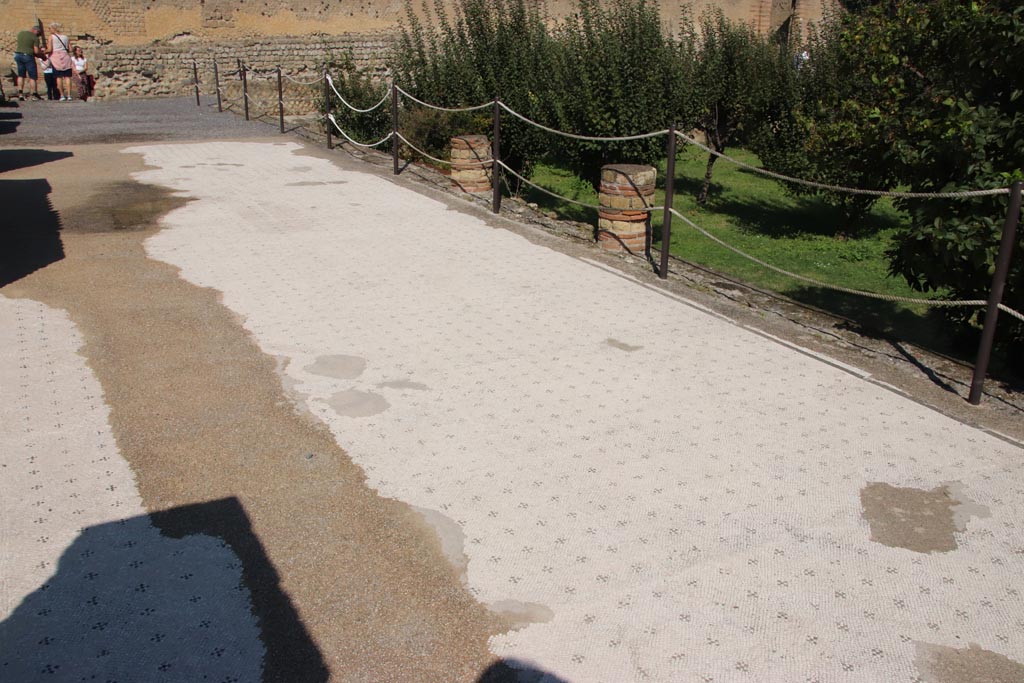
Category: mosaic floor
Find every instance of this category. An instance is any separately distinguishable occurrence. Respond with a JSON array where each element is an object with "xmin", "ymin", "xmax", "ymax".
[
  {"xmin": 118, "ymin": 141, "xmax": 1024, "ymax": 682},
  {"xmin": 0, "ymin": 297, "xmax": 263, "ymax": 681}
]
